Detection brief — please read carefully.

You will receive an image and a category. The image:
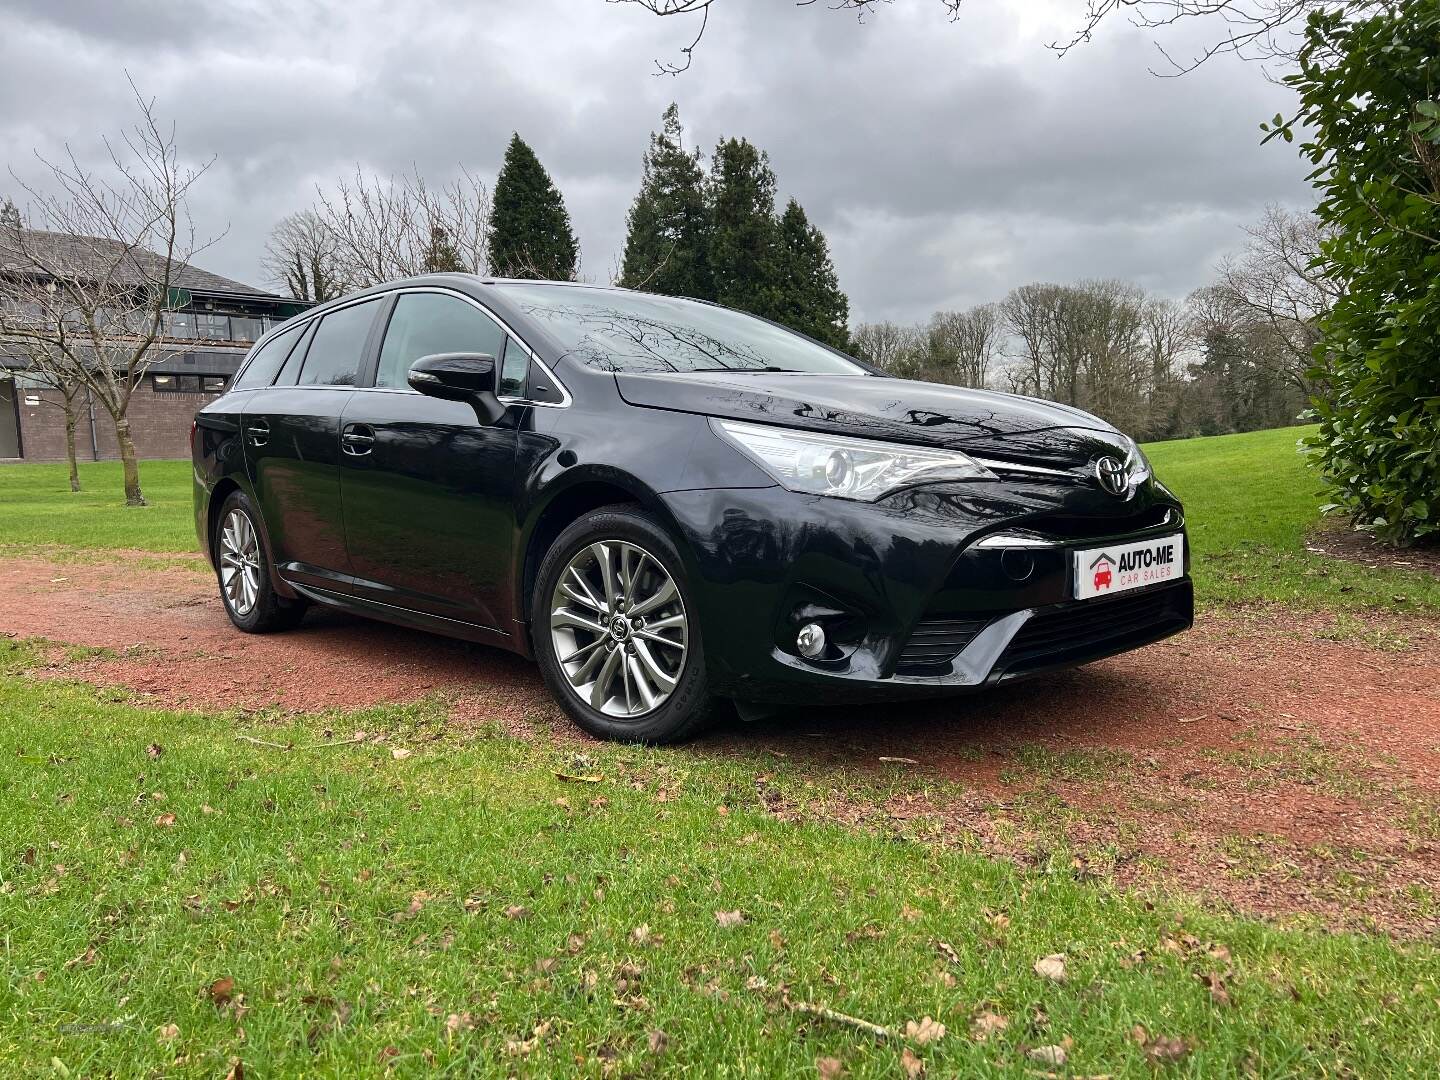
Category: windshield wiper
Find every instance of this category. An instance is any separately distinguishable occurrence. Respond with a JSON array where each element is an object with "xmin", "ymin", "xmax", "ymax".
[{"xmin": 684, "ymin": 366, "xmax": 805, "ymax": 373}]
